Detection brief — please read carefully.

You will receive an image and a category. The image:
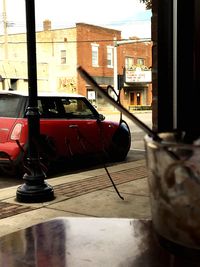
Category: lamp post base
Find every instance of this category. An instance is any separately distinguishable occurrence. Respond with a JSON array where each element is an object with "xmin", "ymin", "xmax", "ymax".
[{"xmin": 16, "ymin": 173, "xmax": 55, "ymax": 203}]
